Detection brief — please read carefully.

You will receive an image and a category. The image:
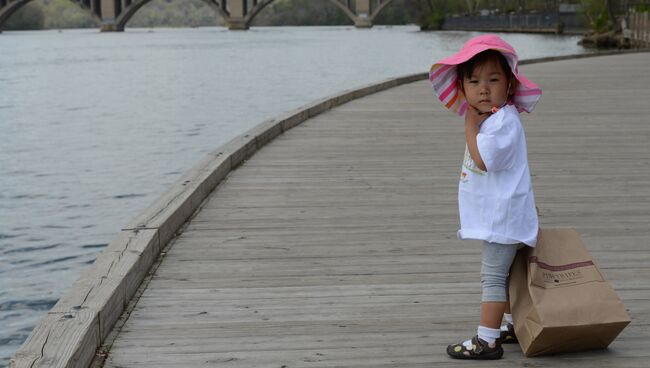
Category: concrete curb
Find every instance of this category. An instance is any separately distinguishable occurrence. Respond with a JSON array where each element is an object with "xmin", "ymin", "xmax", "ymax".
[{"xmin": 9, "ymin": 48, "xmax": 650, "ymax": 368}]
